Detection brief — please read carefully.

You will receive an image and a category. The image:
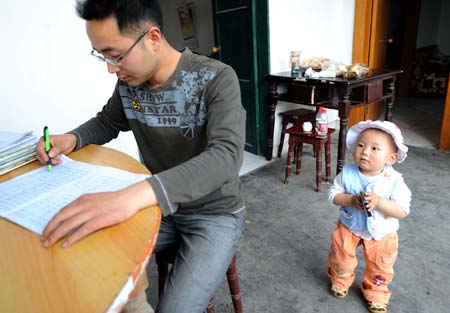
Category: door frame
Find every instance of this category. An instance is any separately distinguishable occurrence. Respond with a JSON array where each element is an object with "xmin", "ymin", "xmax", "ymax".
[
  {"xmin": 440, "ymin": 74, "xmax": 450, "ymax": 149},
  {"xmin": 211, "ymin": 0, "xmax": 270, "ymax": 156},
  {"xmin": 254, "ymin": 0, "xmax": 270, "ymax": 155}
]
